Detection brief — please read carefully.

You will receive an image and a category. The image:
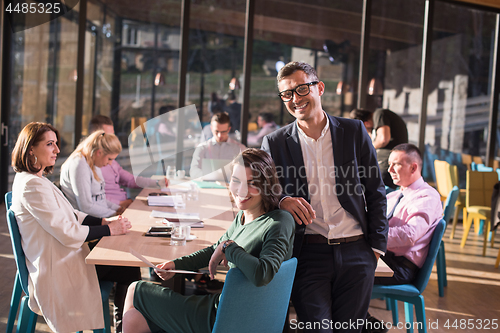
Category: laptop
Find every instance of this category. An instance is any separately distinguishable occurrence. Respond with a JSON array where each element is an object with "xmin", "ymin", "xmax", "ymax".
[{"xmin": 201, "ymin": 158, "xmax": 232, "ymax": 181}]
